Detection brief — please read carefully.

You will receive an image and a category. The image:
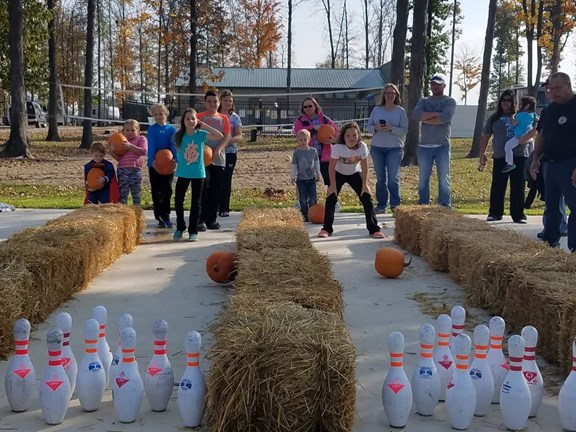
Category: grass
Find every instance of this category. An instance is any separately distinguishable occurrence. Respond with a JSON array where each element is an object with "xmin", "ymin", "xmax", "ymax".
[{"xmin": 0, "ymin": 132, "xmax": 545, "ymax": 215}]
